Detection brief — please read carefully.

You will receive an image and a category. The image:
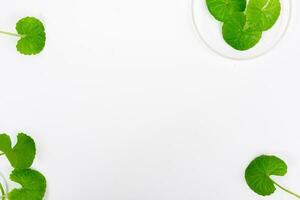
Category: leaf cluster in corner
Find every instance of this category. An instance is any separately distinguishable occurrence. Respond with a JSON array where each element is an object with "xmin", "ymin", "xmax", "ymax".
[{"xmin": 0, "ymin": 133, "xmax": 46, "ymax": 200}]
